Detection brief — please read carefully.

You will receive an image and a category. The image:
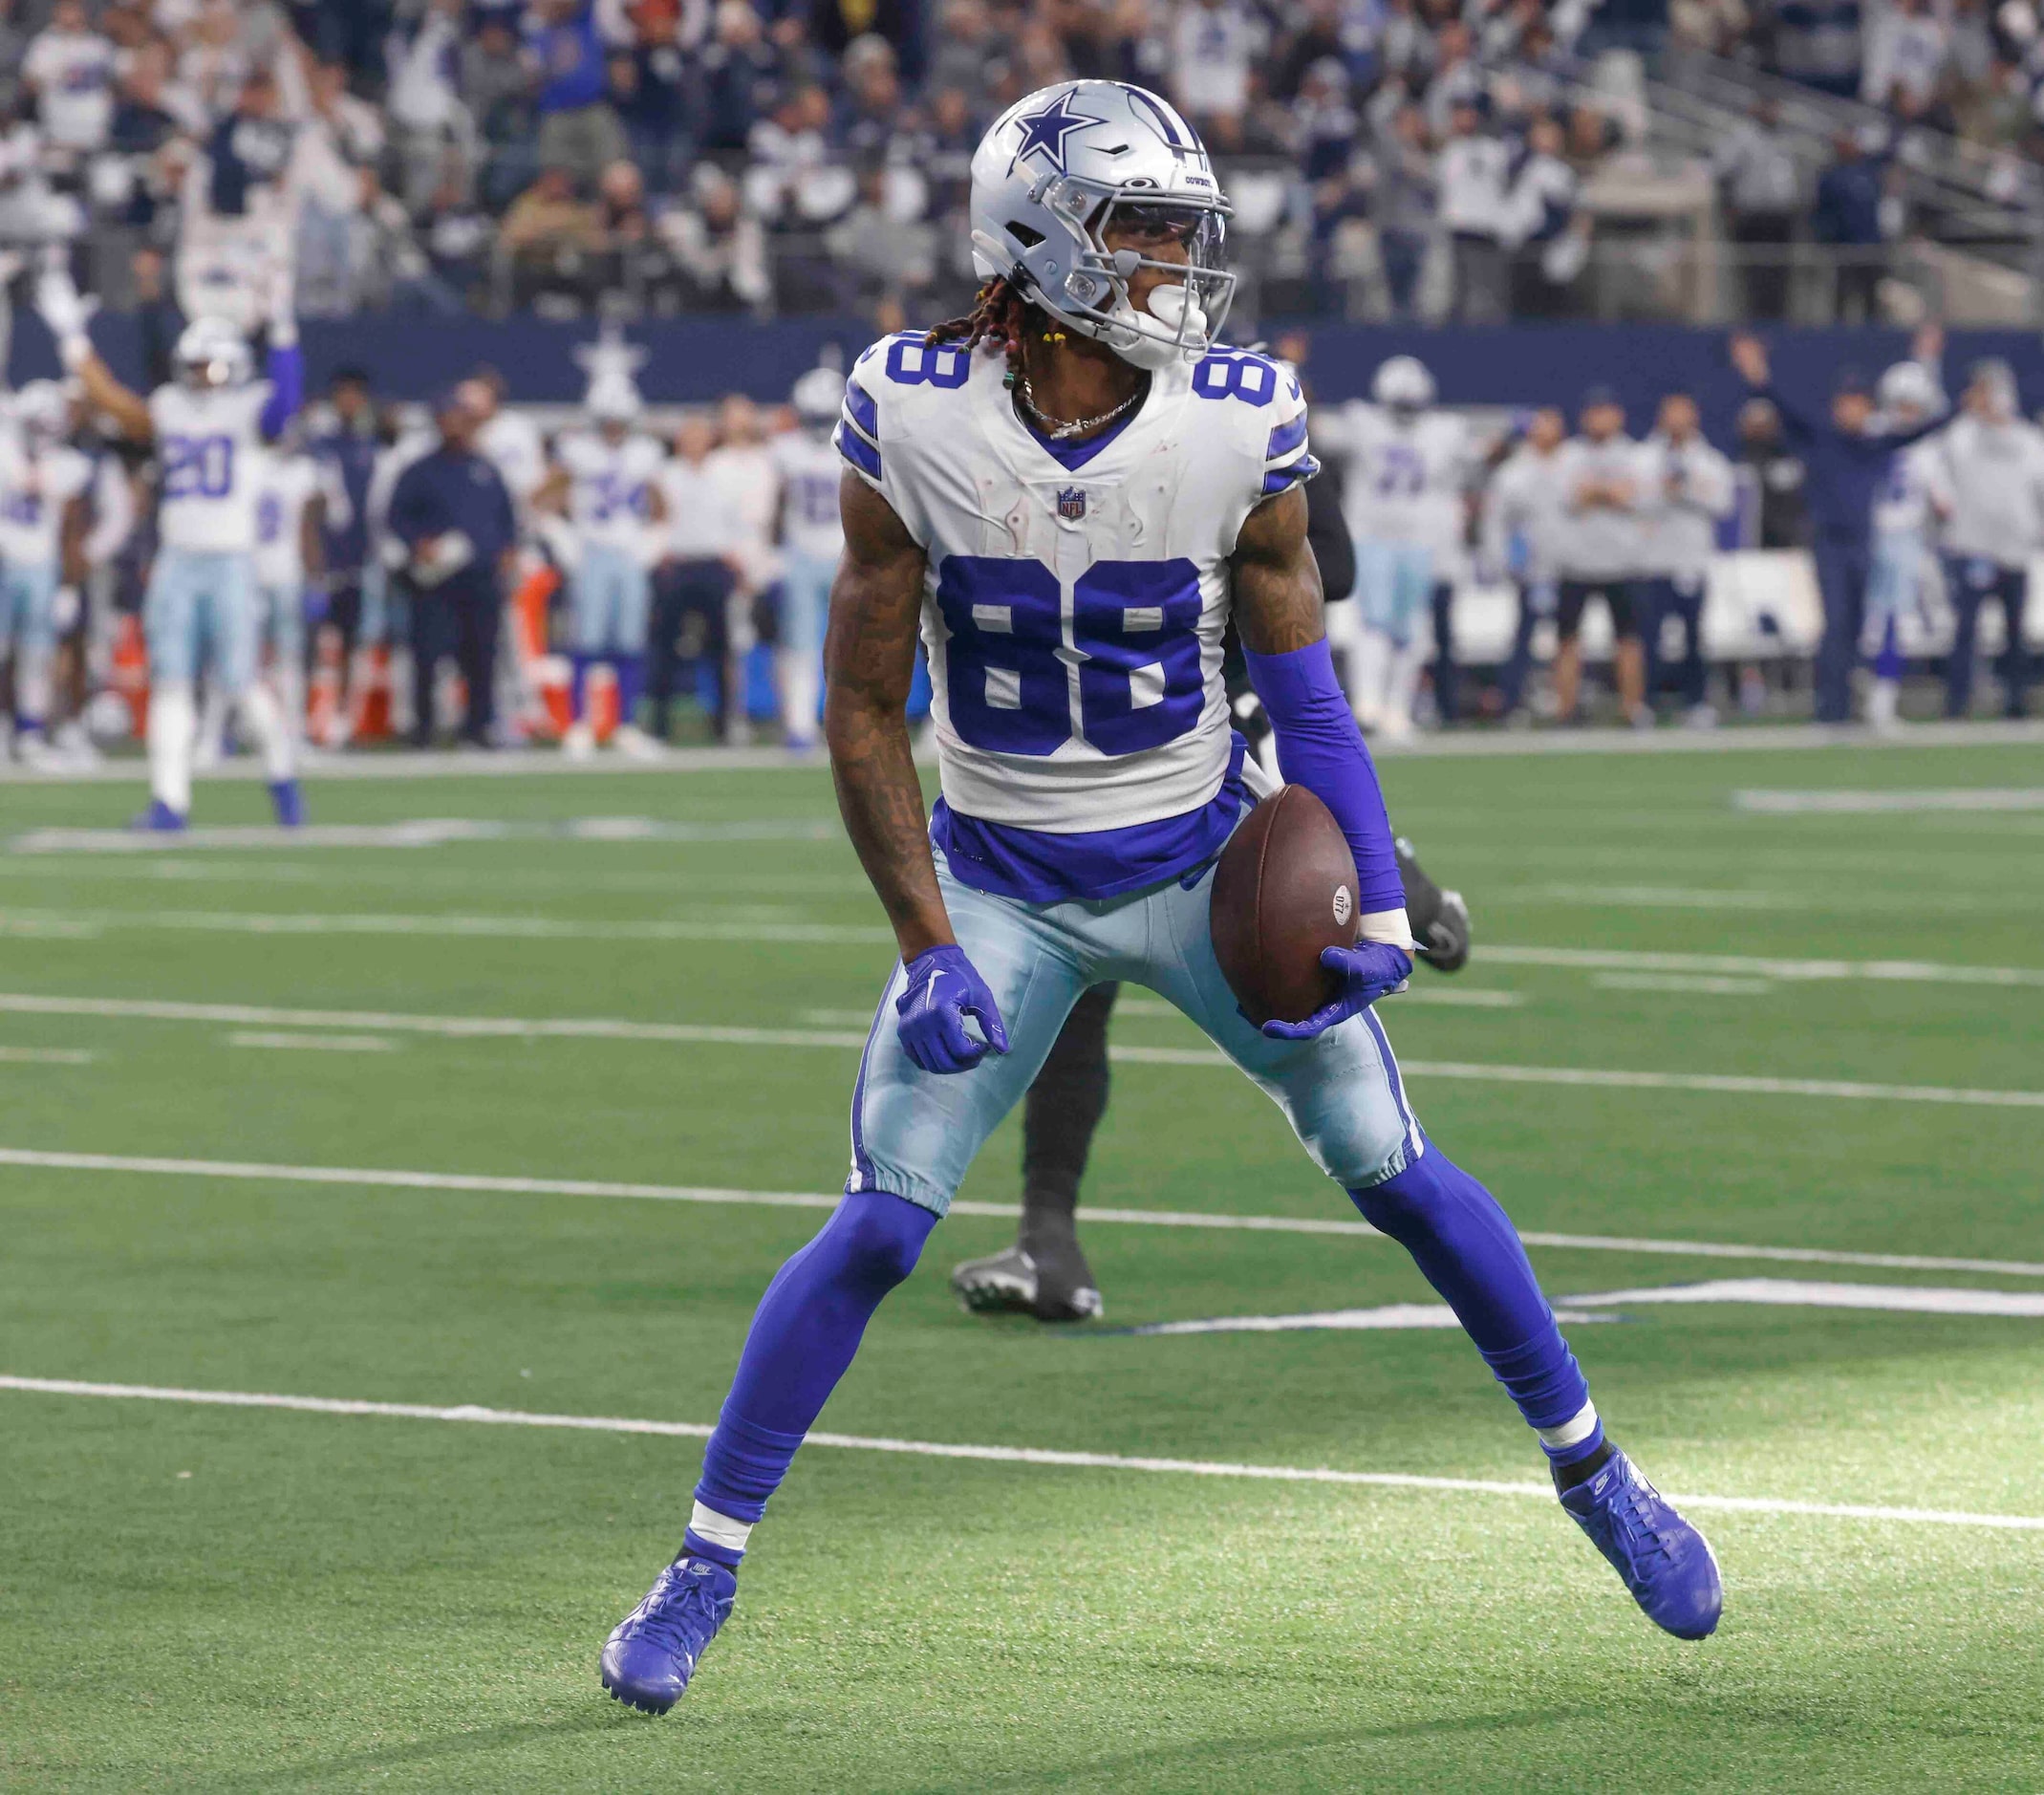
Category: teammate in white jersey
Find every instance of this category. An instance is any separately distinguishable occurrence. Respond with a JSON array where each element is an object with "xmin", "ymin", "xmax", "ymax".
[
  {"xmin": 0, "ymin": 380, "xmax": 92, "ymax": 765},
  {"xmin": 1318, "ymin": 357, "xmax": 1473, "ymax": 737},
  {"xmin": 771, "ymin": 366, "xmax": 848, "ymax": 751},
  {"xmin": 599, "ymin": 78, "xmax": 1719, "ymax": 1719},
  {"xmin": 250, "ymin": 443, "xmax": 332, "ymax": 750},
  {"xmin": 544, "ymin": 387, "xmax": 668, "ymax": 757},
  {"xmin": 1864, "ymin": 360, "xmax": 1948, "ymax": 729},
  {"xmin": 37, "ymin": 262, "xmax": 304, "ymax": 828}
]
